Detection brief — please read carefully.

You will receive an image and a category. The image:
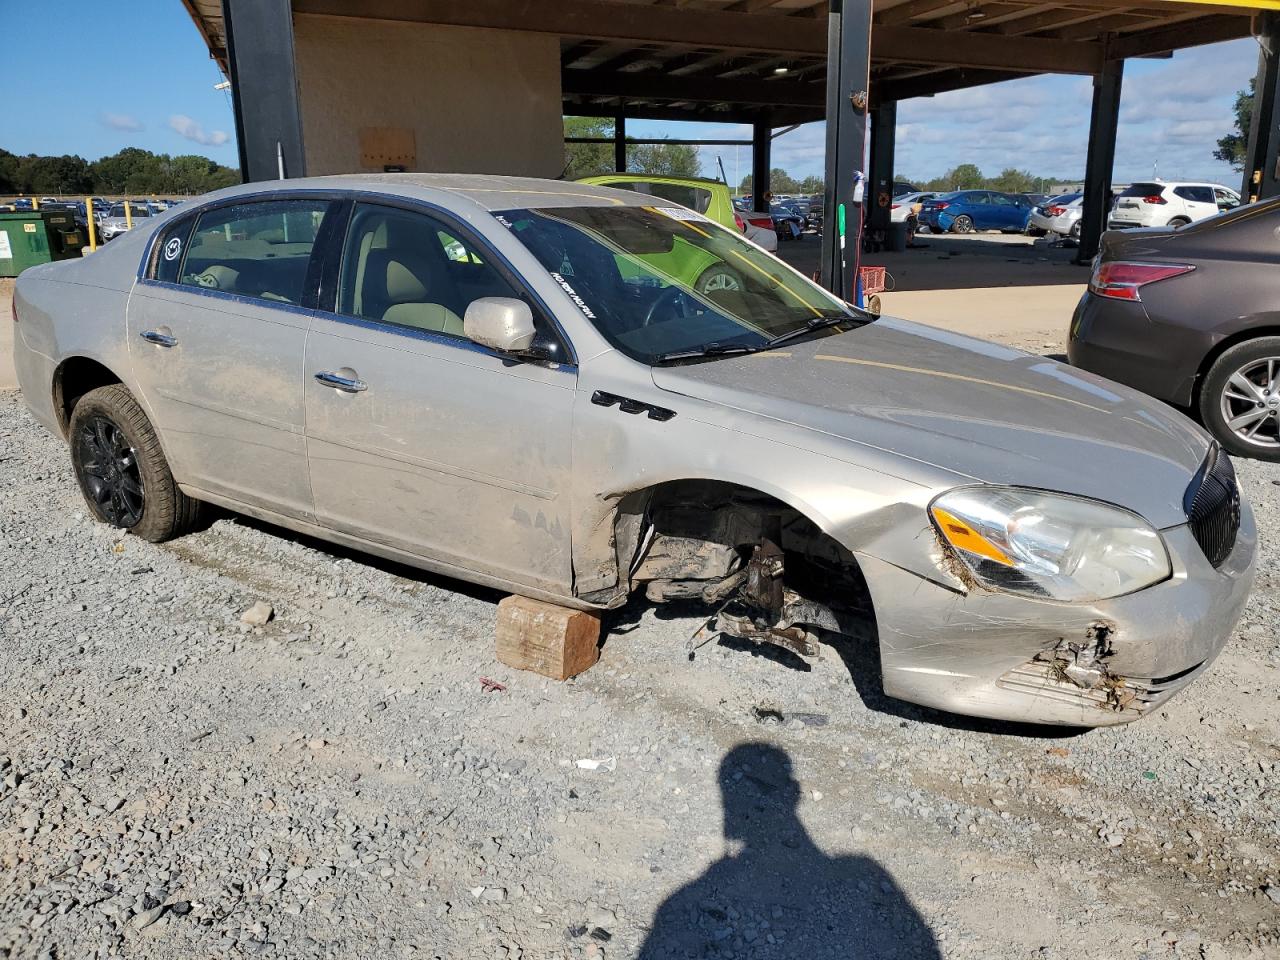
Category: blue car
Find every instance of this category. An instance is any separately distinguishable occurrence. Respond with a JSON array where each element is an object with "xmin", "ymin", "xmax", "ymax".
[{"xmin": 918, "ymin": 190, "xmax": 1033, "ymax": 234}]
